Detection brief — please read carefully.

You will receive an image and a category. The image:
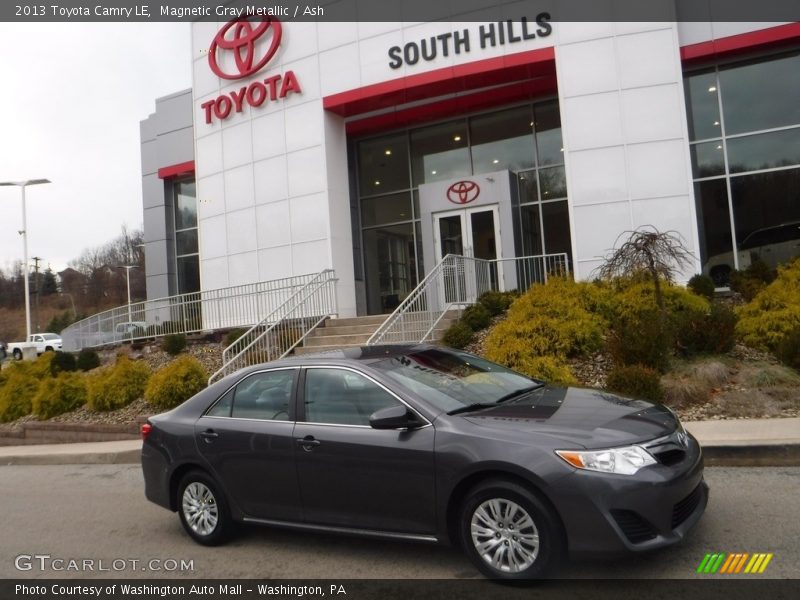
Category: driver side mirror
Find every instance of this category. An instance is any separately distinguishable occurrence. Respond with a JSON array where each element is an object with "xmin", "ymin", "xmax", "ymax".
[{"xmin": 369, "ymin": 405, "xmax": 424, "ymax": 430}]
